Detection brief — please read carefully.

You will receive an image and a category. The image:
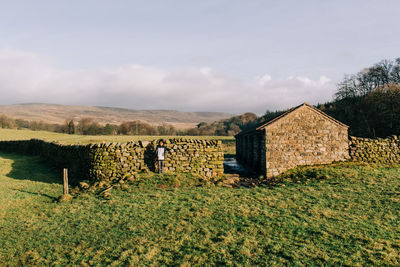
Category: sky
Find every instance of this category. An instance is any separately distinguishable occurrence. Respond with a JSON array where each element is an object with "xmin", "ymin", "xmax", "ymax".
[{"xmin": 0, "ymin": 0, "xmax": 399, "ymax": 114}]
